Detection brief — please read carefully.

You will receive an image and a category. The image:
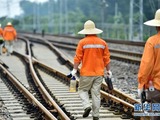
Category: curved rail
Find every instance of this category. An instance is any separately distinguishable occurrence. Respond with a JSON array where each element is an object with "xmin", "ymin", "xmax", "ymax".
[
  {"xmin": 19, "ymin": 32, "xmax": 145, "ymax": 47},
  {"xmin": 18, "ymin": 36, "xmax": 70, "ymax": 120},
  {"xmin": 21, "ymin": 34, "xmax": 141, "ymax": 64},
  {"xmin": 19, "ymin": 35, "xmax": 144, "ymax": 119}
]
